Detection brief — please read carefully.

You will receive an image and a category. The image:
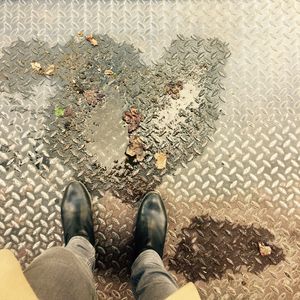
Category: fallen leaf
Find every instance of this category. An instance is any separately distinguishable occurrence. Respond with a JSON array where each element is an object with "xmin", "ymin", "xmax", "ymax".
[
  {"xmin": 31, "ymin": 62, "xmax": 42, "ymax": 72},
  {"xmin": 63, "ymin": 106, "xmax": 75, "ymax": 117},
  {"xmin": 84, "ymin": 90, "xmax": 105, "ymax": 106},
  {"xmin": 126, "ymin": 135, "xmax": 145, "ymax": 162},
  {"xmin": 258, "ymin": 242, "xmax": 272, "ymax": 256},
  {"xmin": 54, "ymin": 107, "xmax": 65, "ymax": 117},
  {"xmin": 176, "ymin": 80, "xmax": 184, "ymax": 90},
  {"xmin": 165, "ymin": 81, "xmax": 184, "ymax": 99},
  {"xmin": 154, "ymin": 152, "xmax": 167, "ymax": 169},
  {"xmin": 85, "ymin": 34, "xmax": 98, "ymax": 46},
  {"xmin": 104, "ymin": 69, "xmax": 114, "ymax": 76},
  {"xmin": 31, "ymin": 62, "xmax": 56, "ymax": 76},
  {"xmin": 123, "ymin": 106, "xmax": 143, "ymax": 133},
  {"xmin": 44, "ymin": 64, "xmax": 55, "ymax": 76}
]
